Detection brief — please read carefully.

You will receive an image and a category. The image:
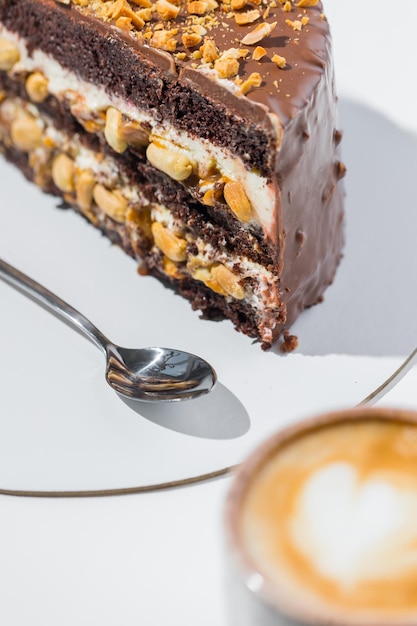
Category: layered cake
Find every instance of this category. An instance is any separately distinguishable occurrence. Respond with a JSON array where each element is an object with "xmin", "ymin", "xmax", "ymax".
[{"xmin": 0, "ymin": 0, "xmax": 345, "ymax": 349}]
